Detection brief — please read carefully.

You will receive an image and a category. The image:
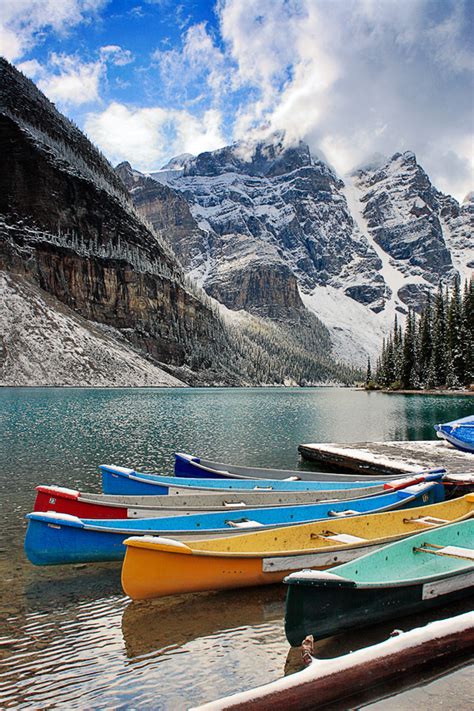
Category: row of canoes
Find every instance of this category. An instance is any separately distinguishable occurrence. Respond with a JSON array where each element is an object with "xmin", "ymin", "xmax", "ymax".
[
  {"xmin": 26, "ymin": 467, "xmax": 446, "ymax": 564},
  {"xmin": 25, "ymin": 445, "xmax": 474, "ymax": 649}
]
